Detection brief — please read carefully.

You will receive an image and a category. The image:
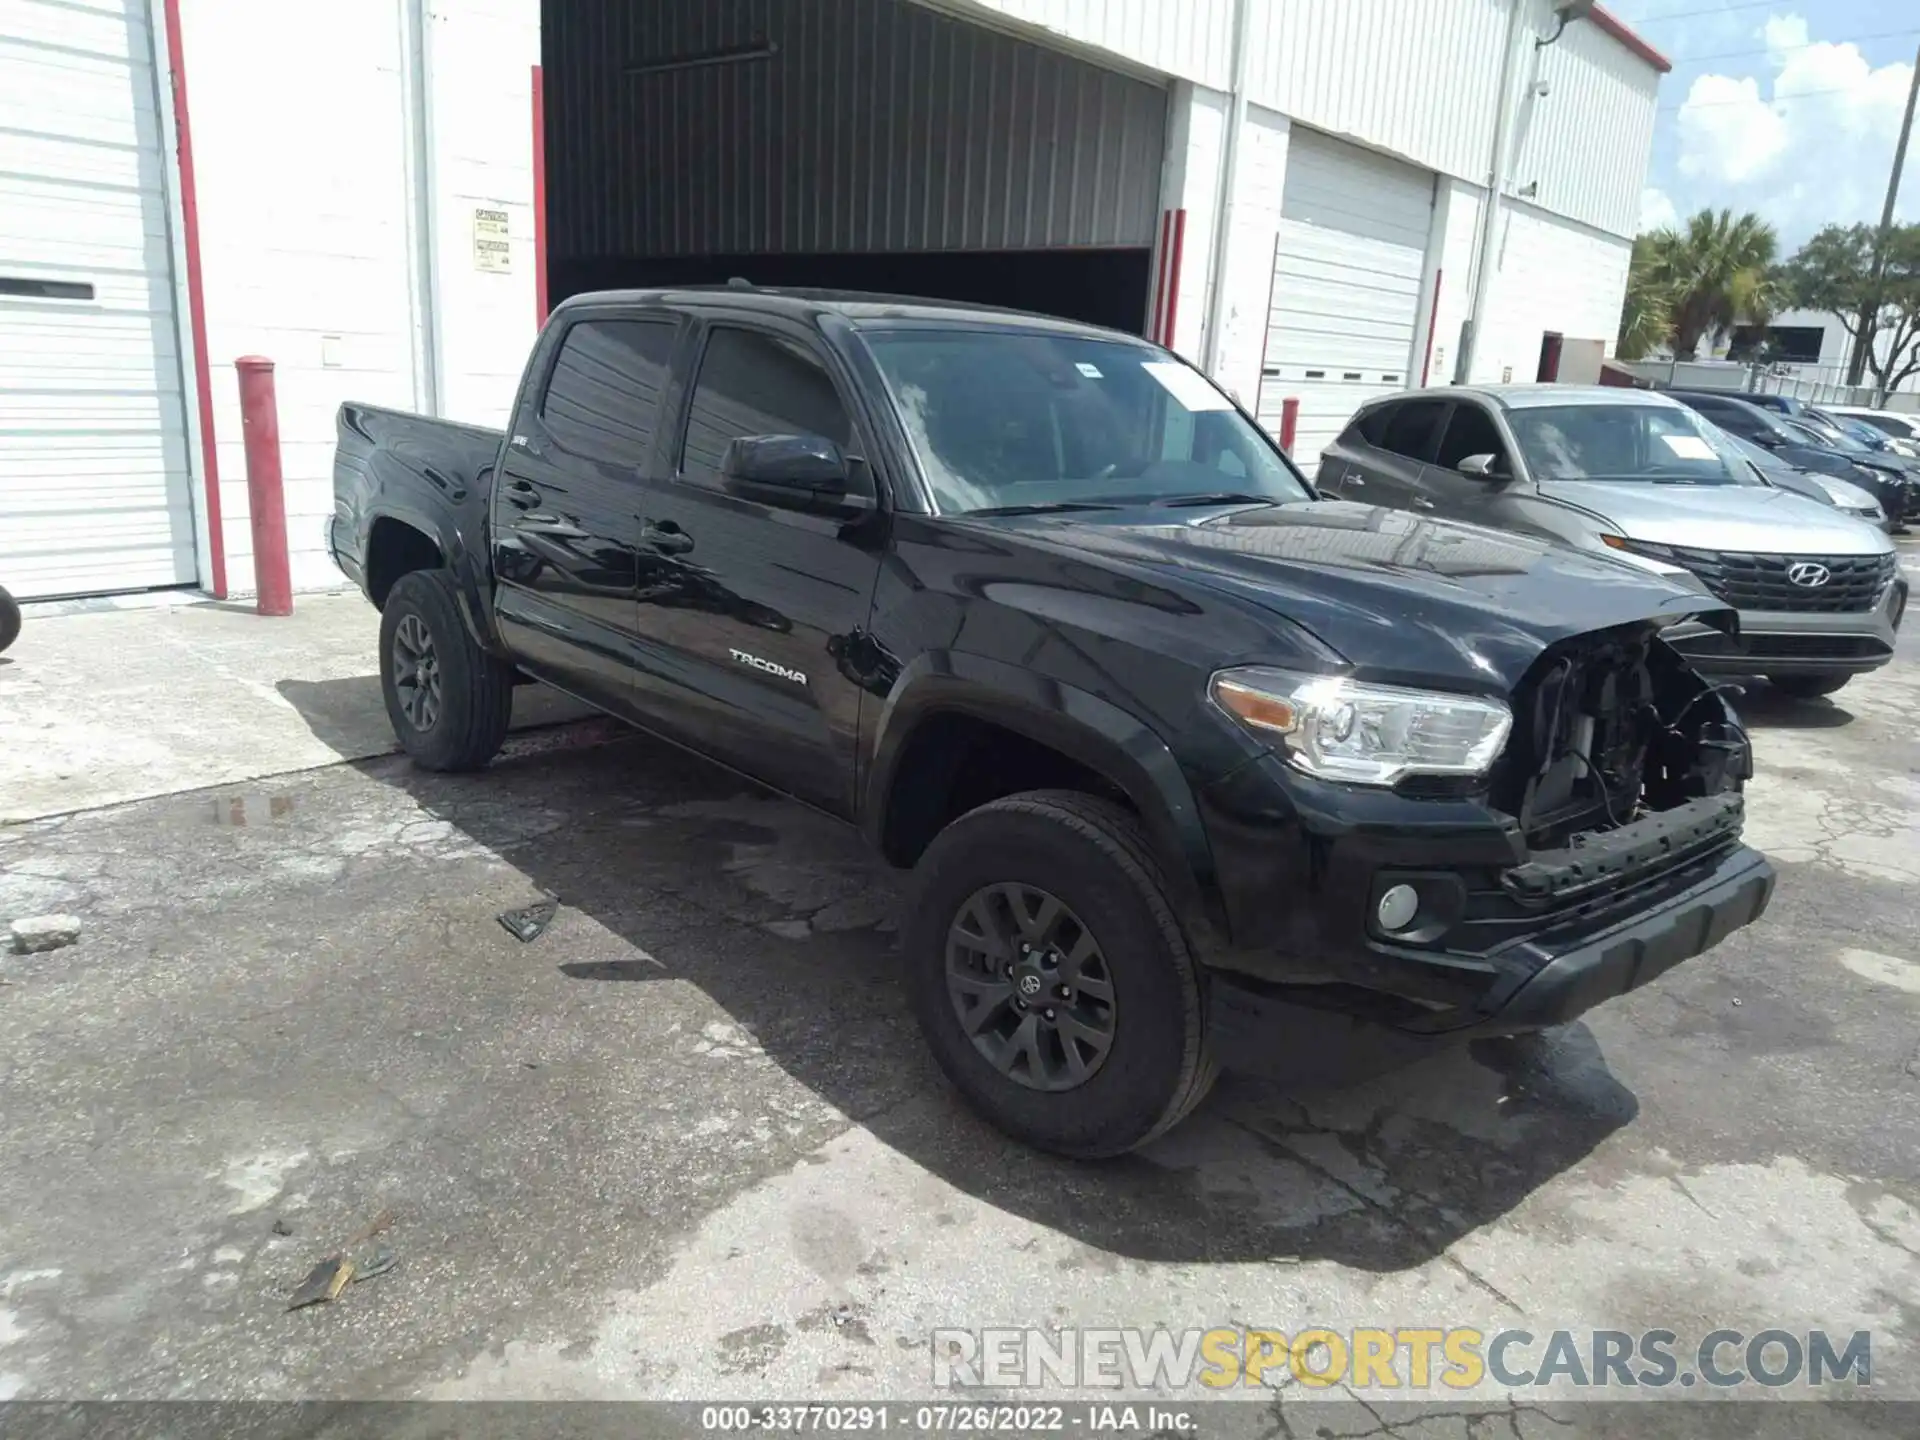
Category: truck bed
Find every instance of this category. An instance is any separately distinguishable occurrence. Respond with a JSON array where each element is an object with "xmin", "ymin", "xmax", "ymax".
[{"xmin": 329, "ymin": 402, "xmax": 504, "ymax": 597}]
